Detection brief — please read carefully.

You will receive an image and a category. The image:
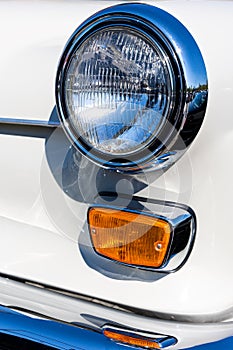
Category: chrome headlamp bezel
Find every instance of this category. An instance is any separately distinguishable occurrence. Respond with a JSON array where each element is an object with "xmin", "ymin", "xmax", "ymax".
[{"xmin": 56, "ymin": 3, "xmax": 208, "ymax": 172}]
